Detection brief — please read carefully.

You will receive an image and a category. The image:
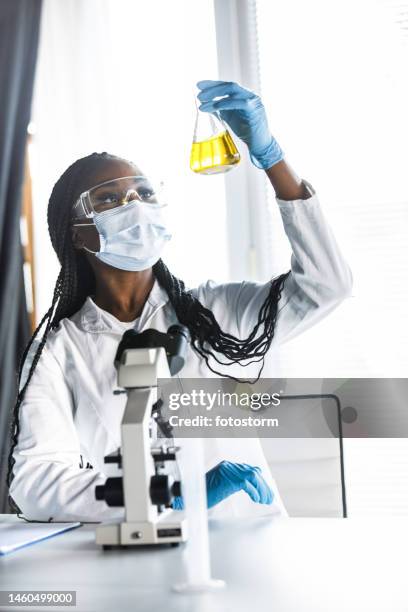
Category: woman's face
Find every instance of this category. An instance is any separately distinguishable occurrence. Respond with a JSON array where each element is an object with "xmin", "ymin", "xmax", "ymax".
[{"xmin": 71, "ymin": 158, "xmax": 143, "ymax": 256}]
